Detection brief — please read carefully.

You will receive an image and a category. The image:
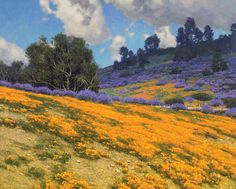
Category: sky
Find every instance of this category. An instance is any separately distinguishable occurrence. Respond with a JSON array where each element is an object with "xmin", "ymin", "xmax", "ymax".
[{"xmin": 0, "ymin": 0, "xmax": 234, "ymax": 68}]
